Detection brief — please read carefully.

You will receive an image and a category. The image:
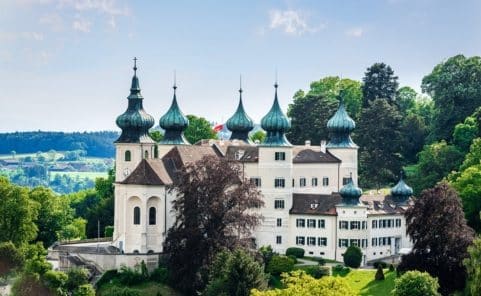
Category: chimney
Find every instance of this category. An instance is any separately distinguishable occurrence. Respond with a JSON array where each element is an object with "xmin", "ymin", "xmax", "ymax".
[
  {"xmin": 305, "ymin": 140, "xmax": 311, "ymax": 147},
  {"xmin": 320, "ymin": 140, "xmax": 326, "ymax": 153}
]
